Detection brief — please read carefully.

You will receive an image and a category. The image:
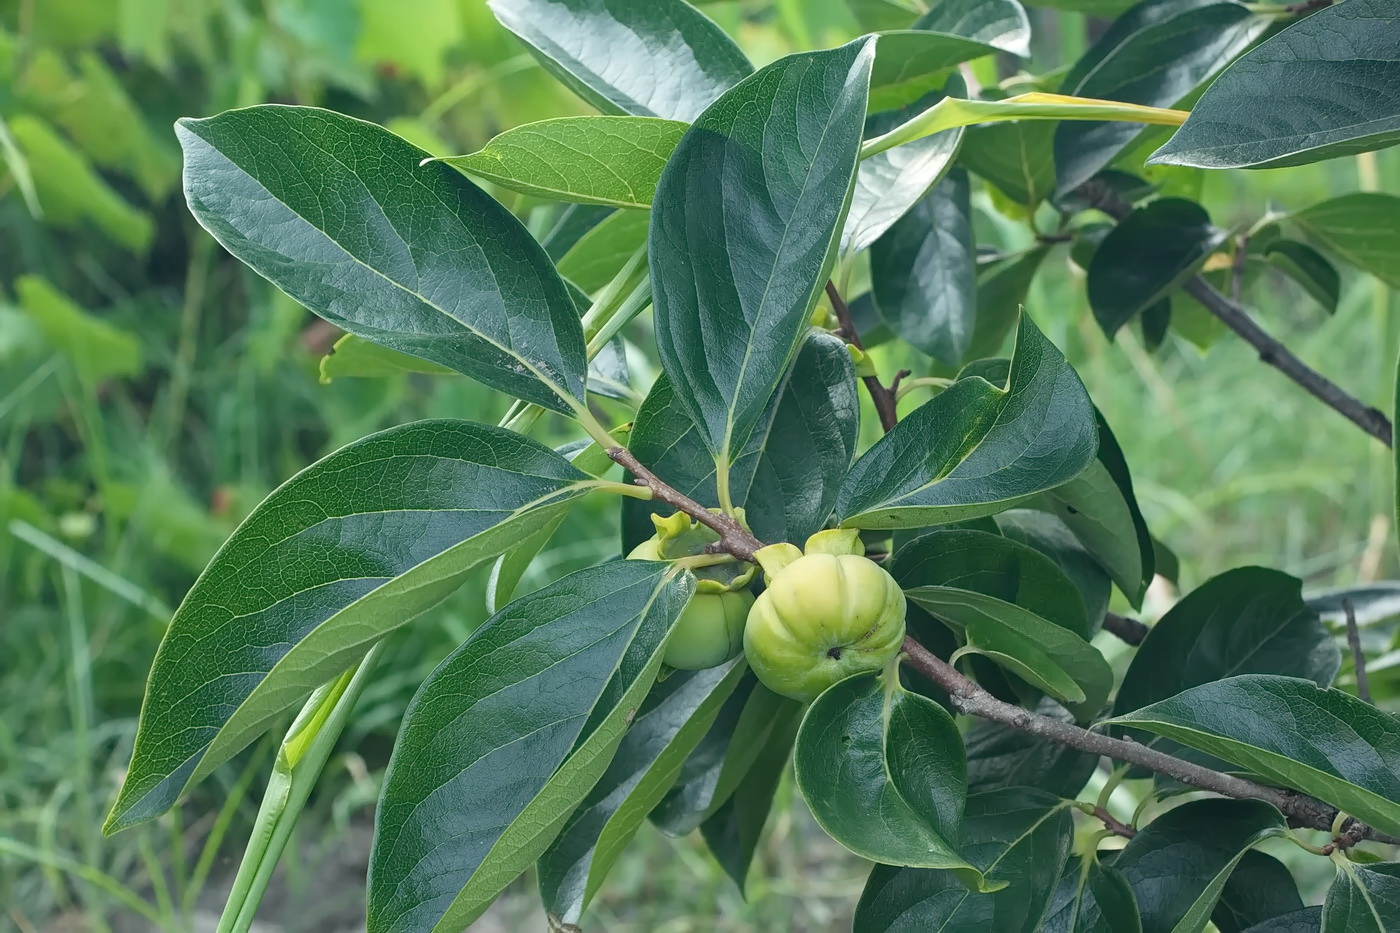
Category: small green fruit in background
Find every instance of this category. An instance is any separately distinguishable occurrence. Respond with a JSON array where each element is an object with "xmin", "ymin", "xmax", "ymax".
[
  {"xmin": 627, "ymin": 514, "xmax": 757, "ymax": 671},
  {"xmin": 743, "ymin": 529, "xmax": 906, "ymax": 701}
]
